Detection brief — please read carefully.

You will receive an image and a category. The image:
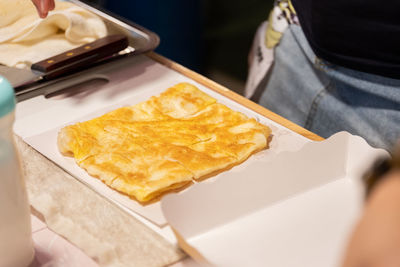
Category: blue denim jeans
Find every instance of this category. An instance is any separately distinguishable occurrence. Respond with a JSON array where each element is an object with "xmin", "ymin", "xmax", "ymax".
[{"xmin": 258, "ymin": 24, "xmax": 400, "ymax": 151}]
